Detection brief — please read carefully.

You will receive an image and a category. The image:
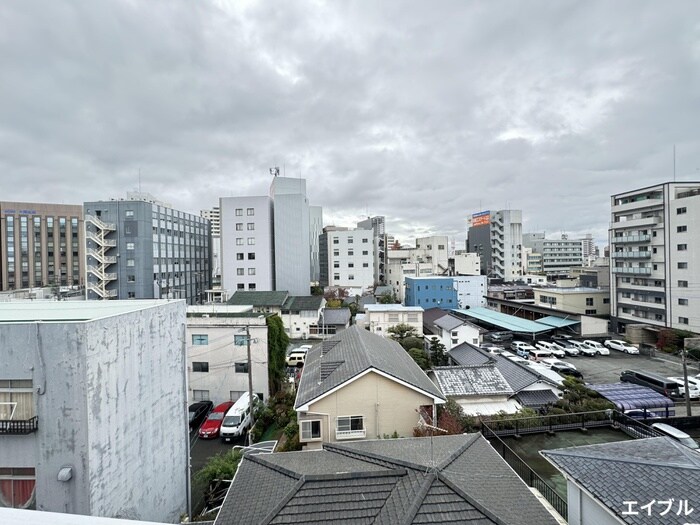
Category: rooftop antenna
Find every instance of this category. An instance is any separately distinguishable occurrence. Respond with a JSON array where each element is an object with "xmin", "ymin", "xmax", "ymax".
[
  {"xmin": 270, "ymin": 167, "xmax": 280, "ymax": 177},
  {"xmin": 417, "ymin": 410, "xmax": 448, "ymax": 476}
]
